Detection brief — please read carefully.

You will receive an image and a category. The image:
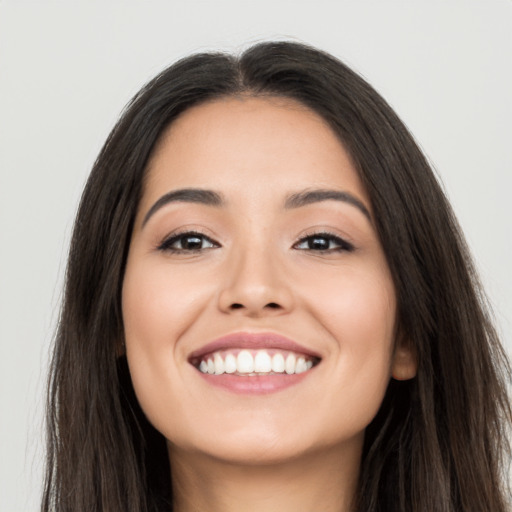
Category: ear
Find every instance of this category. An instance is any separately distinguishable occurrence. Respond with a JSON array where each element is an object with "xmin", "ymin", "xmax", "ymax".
[
  {"xmin": 115, "ymin": 338, "xmax": 126, "ymax": 358},
  {"xmin": 391, "ymin": 338, "xmax": 417, "ymax": 381}
]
